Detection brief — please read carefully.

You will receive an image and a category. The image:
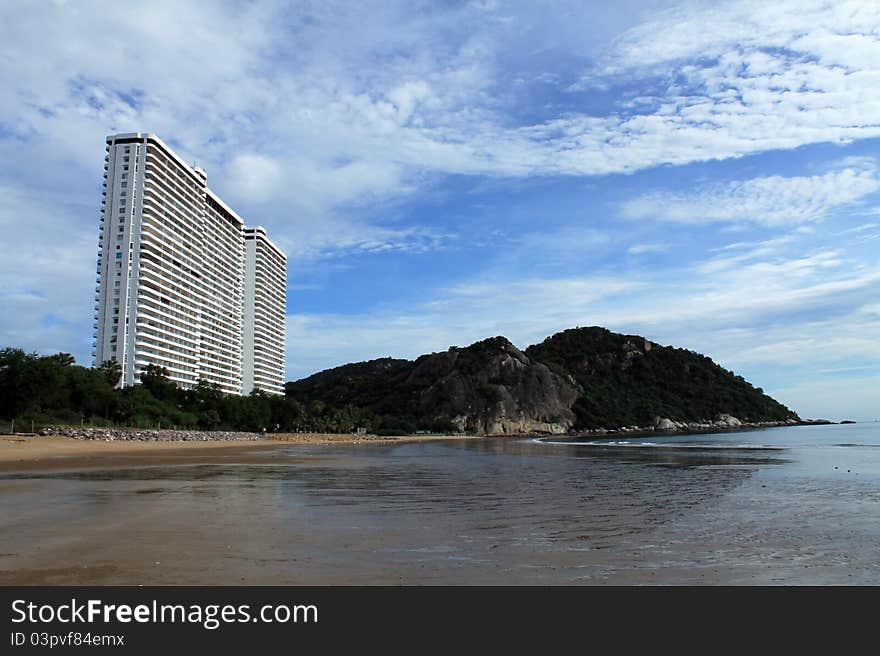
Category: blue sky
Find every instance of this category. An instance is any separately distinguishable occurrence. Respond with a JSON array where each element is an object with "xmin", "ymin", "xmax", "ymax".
[{"xmin": 1, "ymin": 0, "xmax": 879, "ymax": 420}]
